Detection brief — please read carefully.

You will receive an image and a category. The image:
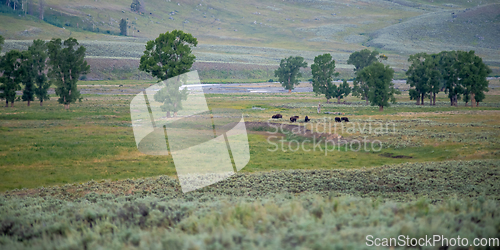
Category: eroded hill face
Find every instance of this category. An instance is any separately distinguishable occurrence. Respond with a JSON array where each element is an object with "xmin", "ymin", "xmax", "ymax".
[{"xmin": 1, "ymin": 0, "xmax": 499, "ymax": 78}]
